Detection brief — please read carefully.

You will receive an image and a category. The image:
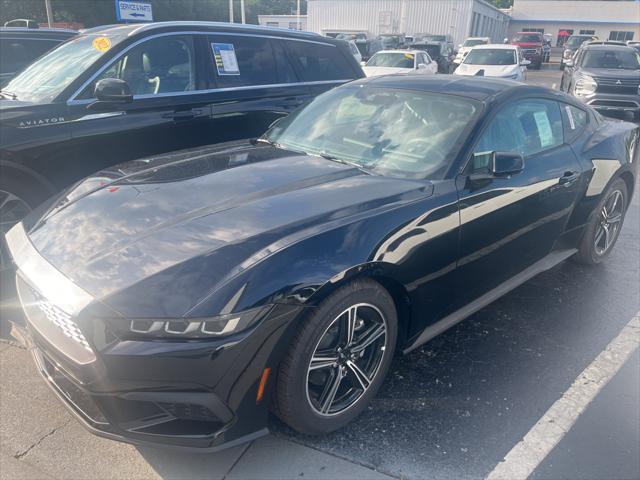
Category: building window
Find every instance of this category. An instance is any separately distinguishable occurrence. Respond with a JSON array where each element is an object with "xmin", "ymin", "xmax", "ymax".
[
  {"xmin": 579, "ymin": 30, "xmax": 595, "ymax": 35},
  {"xmin": 609, "ymin": 31, "xmax": 634, "ymax": 41},
  {"xmin": 266, "ymin": 22, "xmax": 279, "ymax": 27},
  {"xmin": 288, "ymin": 21, "xmax": 301, "ymax": 30},
  {"xmin": 524, "ymin": 28, "xmax": 544, "ymax": 34}
]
